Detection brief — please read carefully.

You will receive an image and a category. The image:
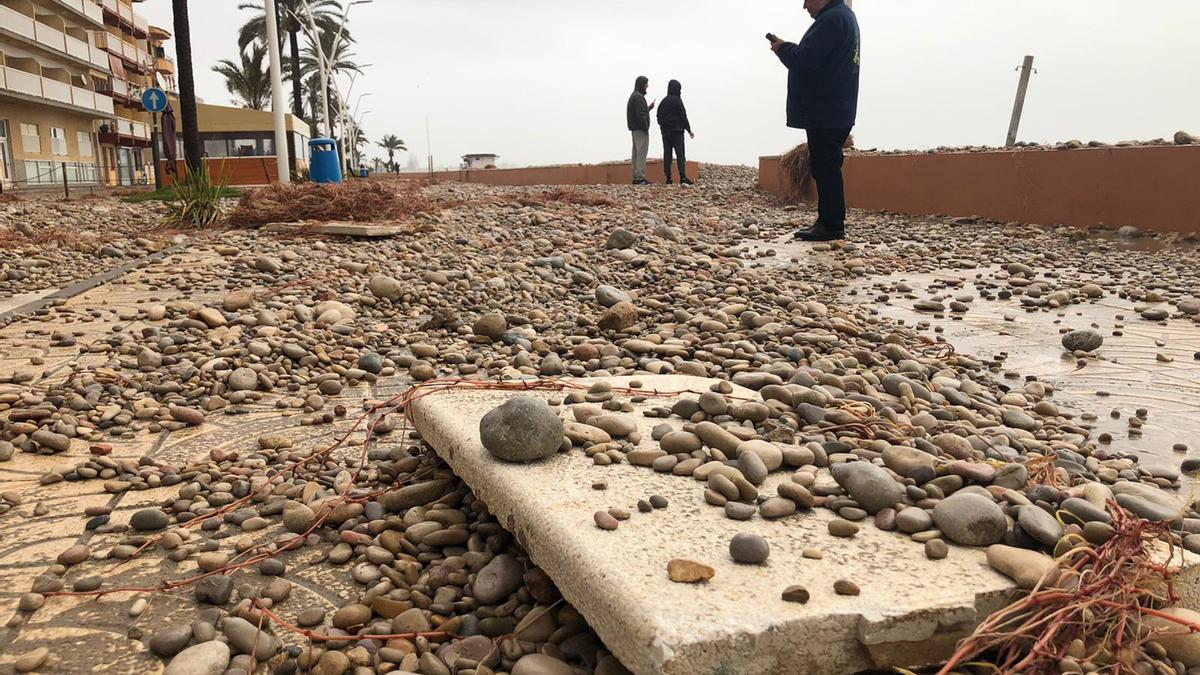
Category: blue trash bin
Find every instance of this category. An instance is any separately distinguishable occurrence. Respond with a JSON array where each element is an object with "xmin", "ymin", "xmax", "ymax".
[
  {"xmin": 308, "ymin": 138, "xmax": 342, "ymax": 184},
  {"xmin": 359, "ymin": 168, "xmax": 369, "ymax": 179}
]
